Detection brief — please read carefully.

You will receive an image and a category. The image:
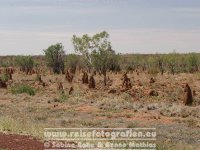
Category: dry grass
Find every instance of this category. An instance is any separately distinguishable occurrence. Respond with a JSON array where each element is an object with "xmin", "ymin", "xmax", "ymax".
[
  {"xmin": 0, "ymin": 116, "xmax": 44, "ymax": 138},
  {"xmin": 0, "ymin": 71, "xmax": 199, "ymax": 148}
]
